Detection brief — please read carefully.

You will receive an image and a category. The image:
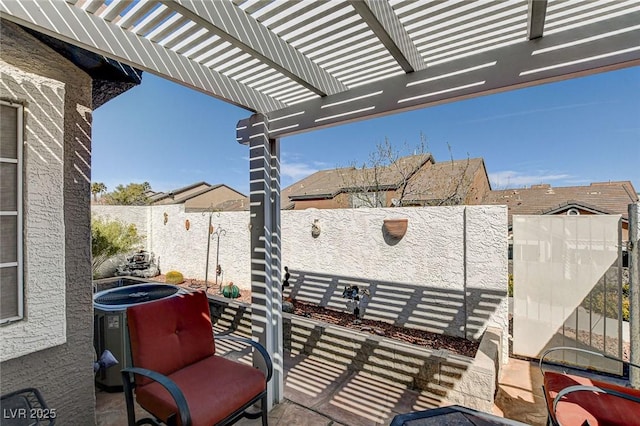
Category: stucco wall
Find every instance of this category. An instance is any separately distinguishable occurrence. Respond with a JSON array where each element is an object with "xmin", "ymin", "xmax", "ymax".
[
  {"xmin": 93, "ymin": 204, "xmax": 509, "ymax": 359},
  {"xmin": 93, "ymin": 204, "xmax": 253, "ymax": 284},
  {"xmin": 0, "ymin": 20, "xmax": 96, "ymax": 424}
]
